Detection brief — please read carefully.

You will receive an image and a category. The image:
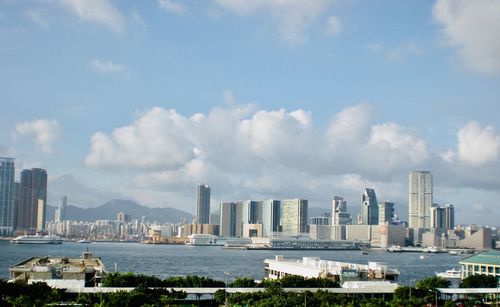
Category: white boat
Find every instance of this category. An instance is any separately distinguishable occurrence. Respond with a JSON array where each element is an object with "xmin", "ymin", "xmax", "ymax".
[
  {"xmin": 77, "ymin": 239, "xmax": 91, "ymax": 244},
  {"xmin": 387, "ymin": 245, "xmax": 402, "ymax": 252},
  {"xmin": 436, "ymin": 268, "xmax": 461, "ymax": 279},
  {"xmin": 11, "ymin": 234, "xmax": 63, "ymax": 244}
]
